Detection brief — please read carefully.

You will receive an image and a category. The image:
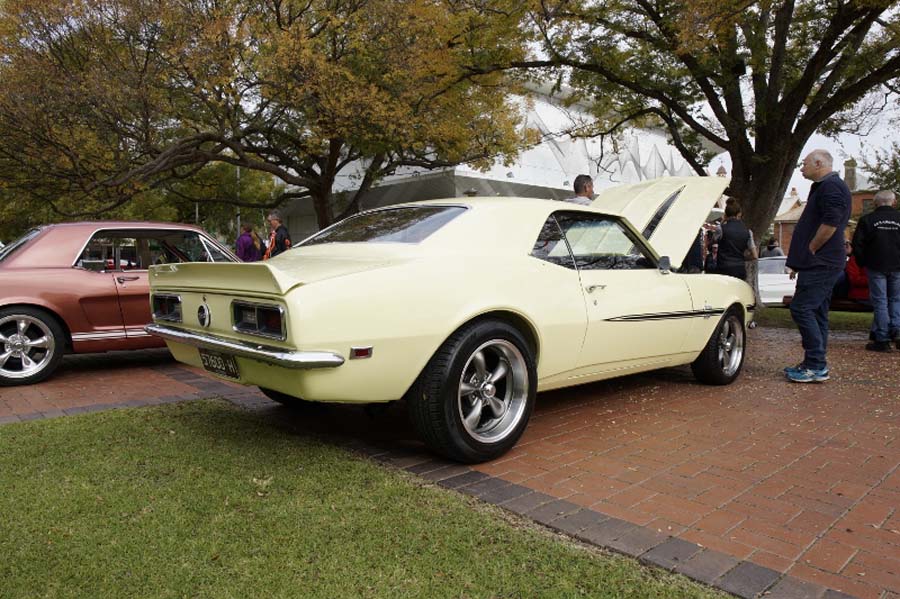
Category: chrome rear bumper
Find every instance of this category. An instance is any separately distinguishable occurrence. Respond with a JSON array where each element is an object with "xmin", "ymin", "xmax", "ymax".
[{"xmin": 145, "ymin": 324, "xmax": 344, "ymax": 369}]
